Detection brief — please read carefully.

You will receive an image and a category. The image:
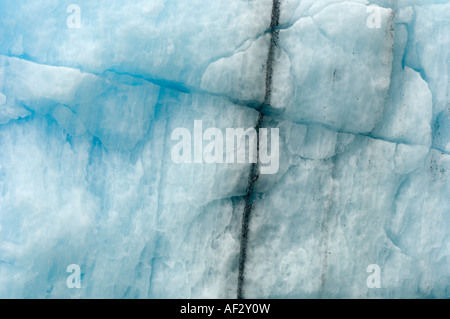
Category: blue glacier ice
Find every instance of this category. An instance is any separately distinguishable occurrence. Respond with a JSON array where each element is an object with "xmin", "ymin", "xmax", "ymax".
[{"xmin": 0, "ymin": 0, "xmax": 448, "ymax": 298}]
